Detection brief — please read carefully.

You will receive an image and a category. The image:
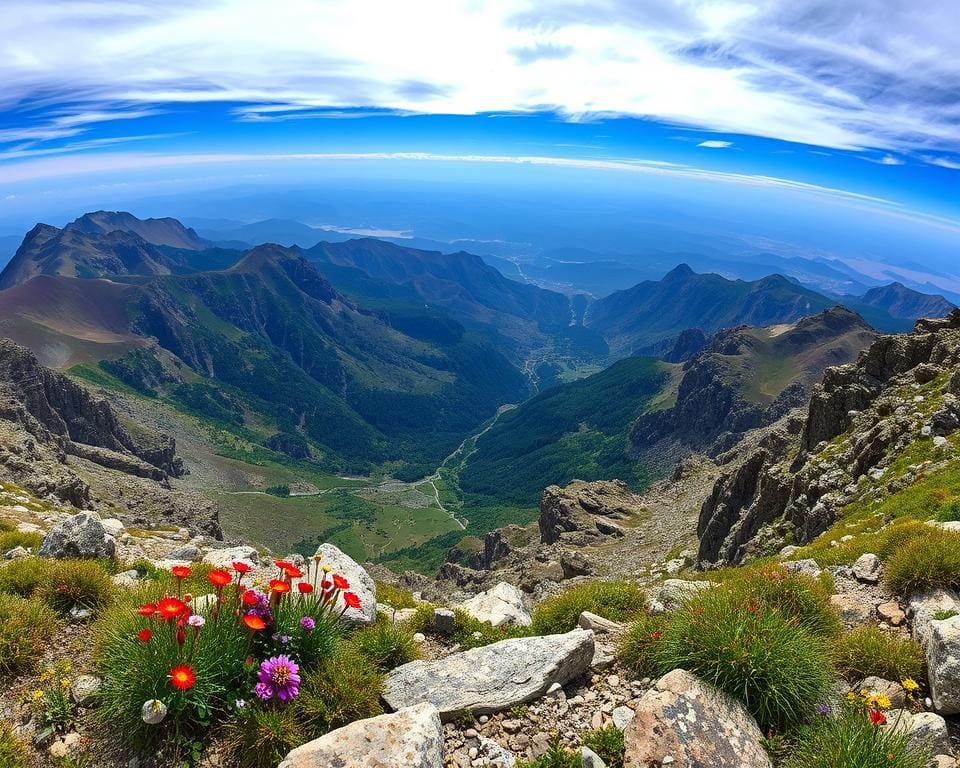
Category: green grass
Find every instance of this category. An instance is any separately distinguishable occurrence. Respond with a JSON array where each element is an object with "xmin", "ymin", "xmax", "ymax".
[
  {"xmin": 0, "ymin": 721, "xmax": 30, "ymax": 768},
  {"xmin": 884, "ymin": 528, "xmax": 960, "ymax": 594},
  {"xmin": 833, "ymin": 626, "xmax": 925, "ymax": 685},
  {"xmin": 530, "ymin": 581, "xmax": 646, "ymax": 635},
  {"xmin": 0, "ymin": 593, "xmax": 57, "ymax": 674}
]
